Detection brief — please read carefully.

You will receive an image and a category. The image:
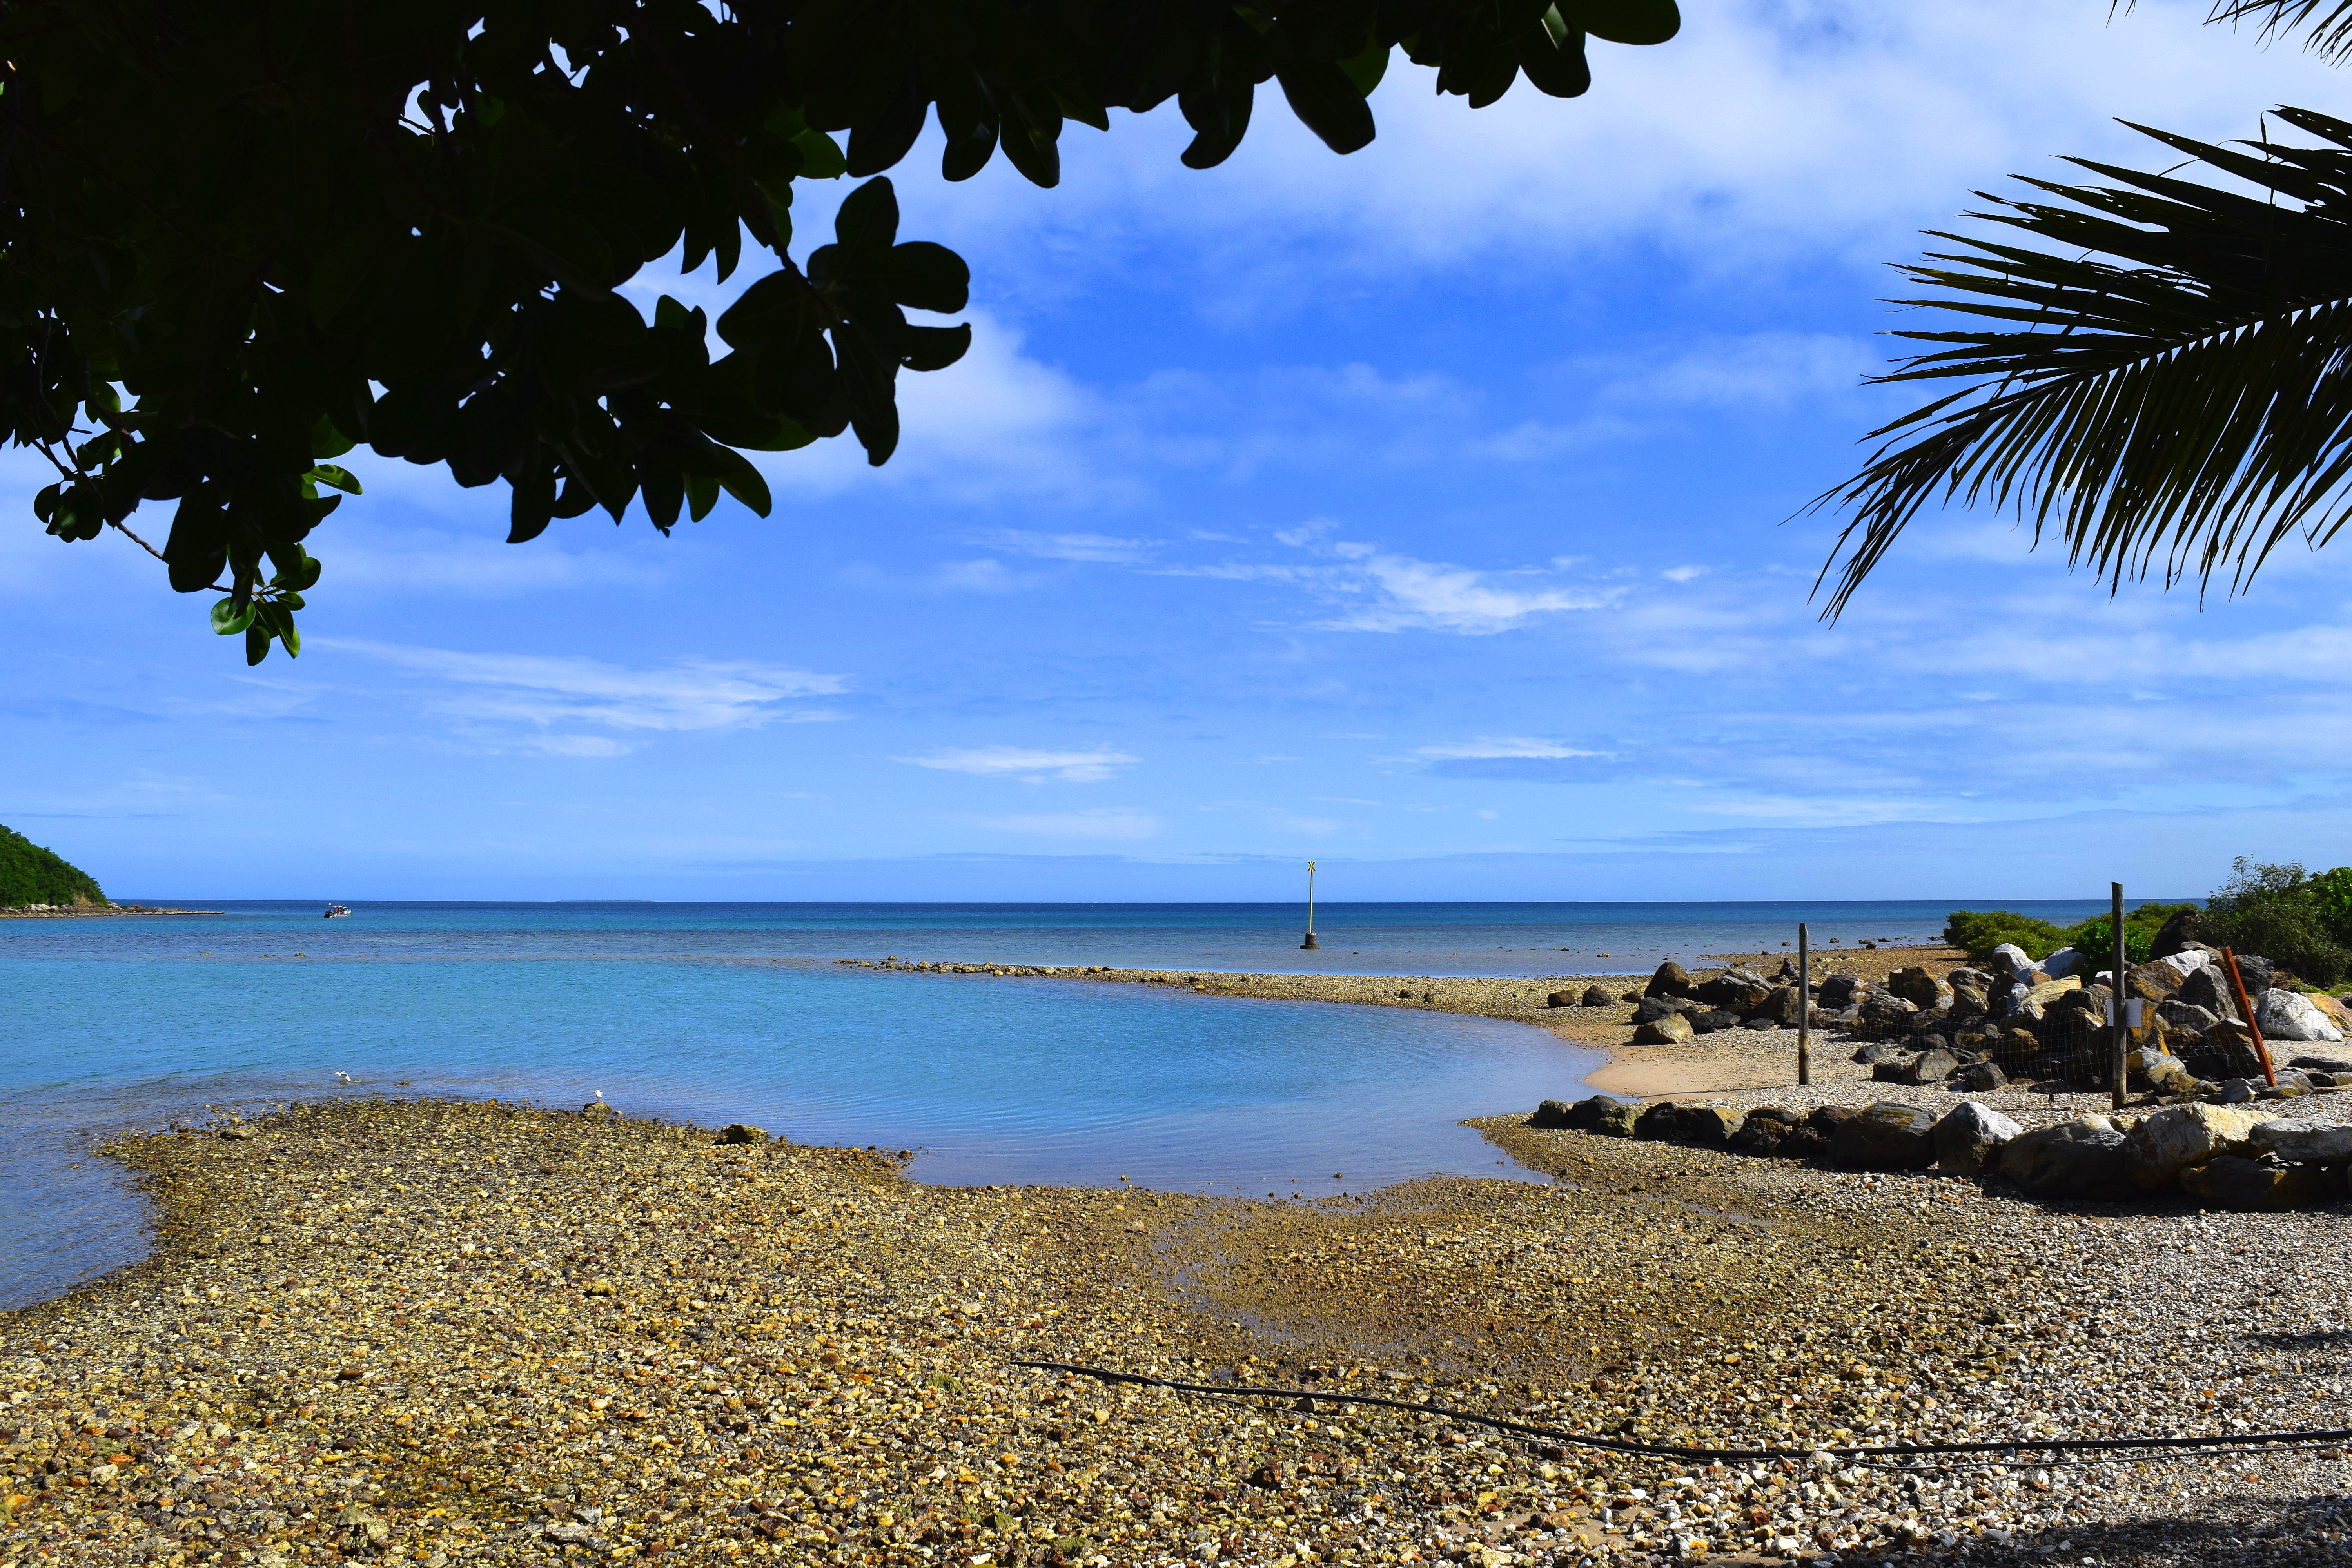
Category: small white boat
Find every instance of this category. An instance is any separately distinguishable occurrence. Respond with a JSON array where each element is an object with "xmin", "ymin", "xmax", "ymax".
[{"xmin": 323, "ymin": 903, "xmax": 351, "ymax": 919}]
